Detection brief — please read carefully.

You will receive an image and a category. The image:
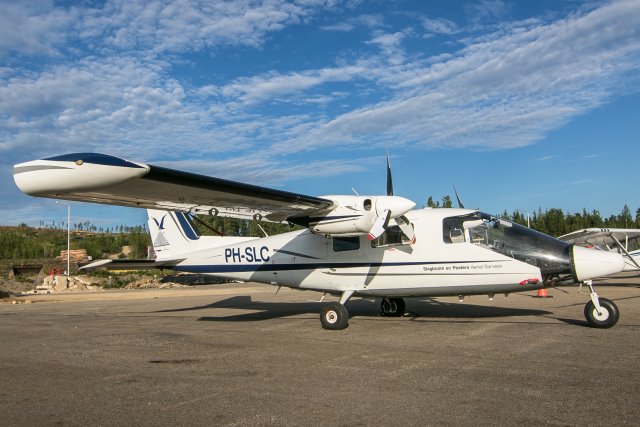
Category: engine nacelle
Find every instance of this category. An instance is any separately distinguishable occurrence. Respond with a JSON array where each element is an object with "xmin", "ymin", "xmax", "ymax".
[{"xmin": 300, "ymin": 195, "xmax": 415, "ymax": 236}]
